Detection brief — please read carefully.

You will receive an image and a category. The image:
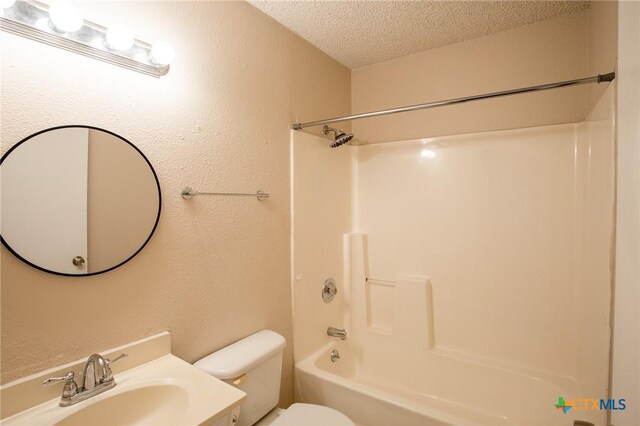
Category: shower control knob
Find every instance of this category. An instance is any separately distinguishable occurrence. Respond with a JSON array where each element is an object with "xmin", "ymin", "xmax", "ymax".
[{"xmin": 322, "ymin": 278, "xmax": 337, "ymax": 303}]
